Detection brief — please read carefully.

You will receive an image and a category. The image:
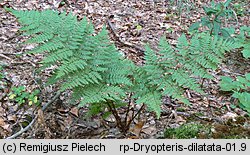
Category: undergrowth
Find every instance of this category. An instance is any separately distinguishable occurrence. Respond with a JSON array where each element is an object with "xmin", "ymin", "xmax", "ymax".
[
  {"xmin": 220, "ymin": 73, "xmax": 250, "ymax": 115},
  {"xmin": 6, "ymin": 8, "xmax": 239, "ymax": 133}
]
